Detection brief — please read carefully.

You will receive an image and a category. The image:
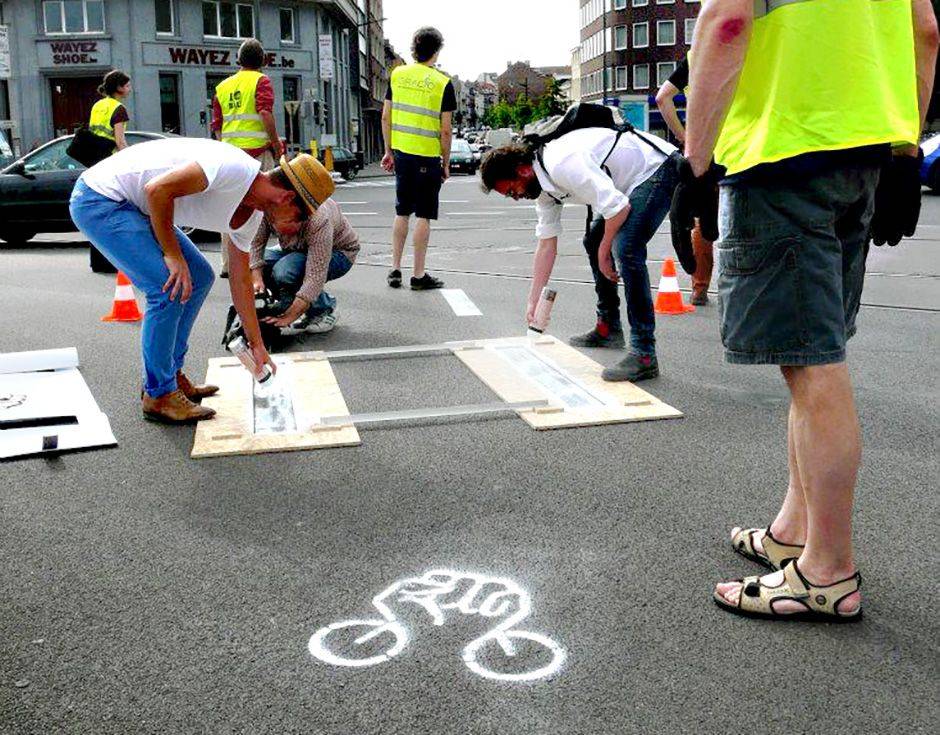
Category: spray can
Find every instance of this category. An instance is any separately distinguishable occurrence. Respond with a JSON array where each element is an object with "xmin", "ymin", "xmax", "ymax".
[
  {"xmin": 228, "ymin": 335, "xmax": 273, "ymax": 383},
  {"xmin": 527, "ymin": 287, "xmax": 557, "ymax": 335}
]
